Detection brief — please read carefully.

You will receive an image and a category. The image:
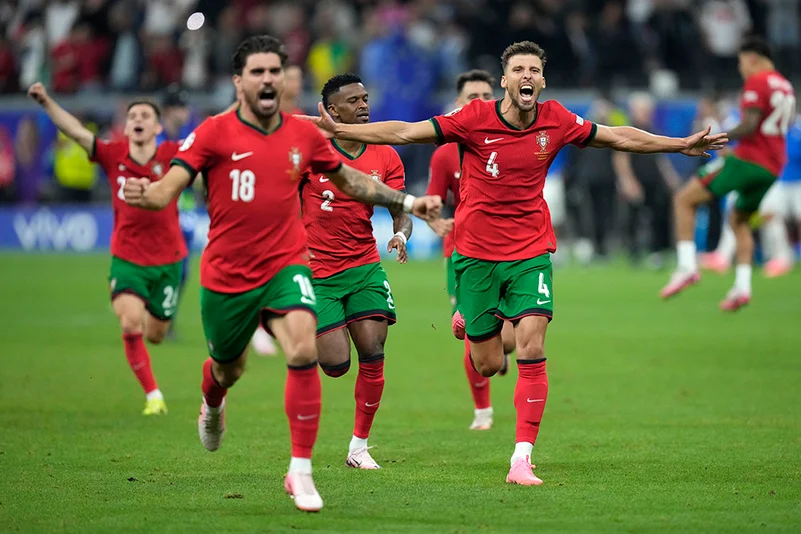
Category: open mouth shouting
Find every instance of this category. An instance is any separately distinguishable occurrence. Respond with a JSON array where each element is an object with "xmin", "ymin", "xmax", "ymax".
[
  {"xmin": 519, "ymin": 84, "xmax": 535, "ymax": 104},
  {"xmin": 258, "ymin": 87, "xmax": 277, "ymax": 108}
]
